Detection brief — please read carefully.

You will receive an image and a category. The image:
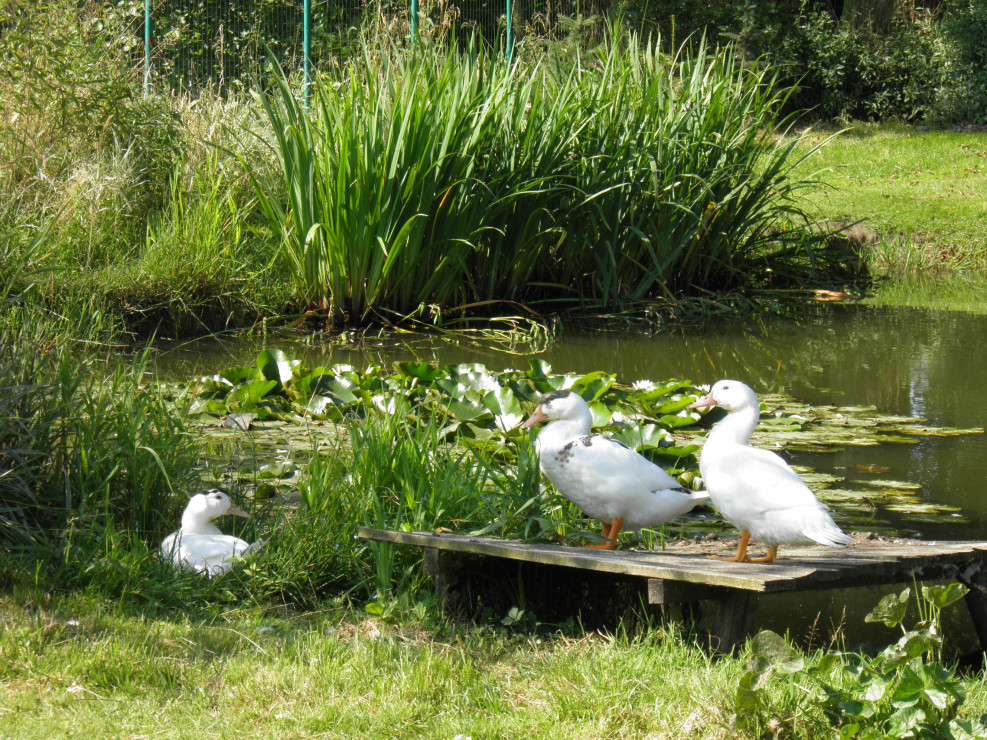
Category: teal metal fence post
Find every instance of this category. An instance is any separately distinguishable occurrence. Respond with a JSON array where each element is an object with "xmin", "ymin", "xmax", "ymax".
[
  {"xmin": 410, "ymin": 0, "xmax": 419, "ymax": 42},
  {"xmin": 505, "ymin": 0, "xmax": 514, "ymax": 60},
  {"xmin": 303, "ymin": 0, "xmax": 312, "ymax": 106},
  {"xmin": 143, "ymin": 0, "xmax": 151, "ymax": 94}
]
